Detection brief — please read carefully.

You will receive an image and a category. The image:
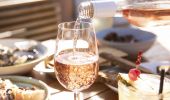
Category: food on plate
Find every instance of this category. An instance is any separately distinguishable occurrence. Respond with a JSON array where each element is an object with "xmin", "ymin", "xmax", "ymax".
[
  {"xmin": 44, "ymin": 54, "xmax": 54, "ymax": 69},
  {"xmin": 104, "ymin": 32, "xmax": 138, "ymax": 43},
  {"xmin": 0, "ymin": 78, "xmax": 45, "ymax": 100},
  {"xmin": 0, "ymin": 44, "xmax": 40, "ymax": 67}
]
